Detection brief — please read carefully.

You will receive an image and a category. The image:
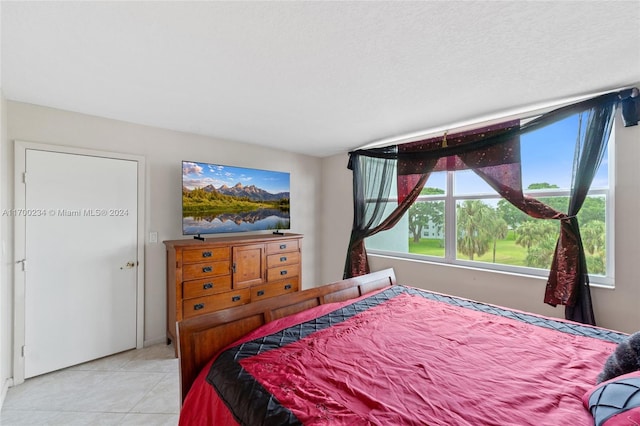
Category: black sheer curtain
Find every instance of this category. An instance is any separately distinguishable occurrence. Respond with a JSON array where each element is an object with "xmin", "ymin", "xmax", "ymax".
[
  {"xmin": 344, "ymin": 154, "xmax": 432, "ymax": 278},
  {"xmin": 546, "ymin": 105, "xmax": 616, "ymax": 324},
  {"xmin": 345, "ymin": 87, "xmax": 639, "ymax": 325}
]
